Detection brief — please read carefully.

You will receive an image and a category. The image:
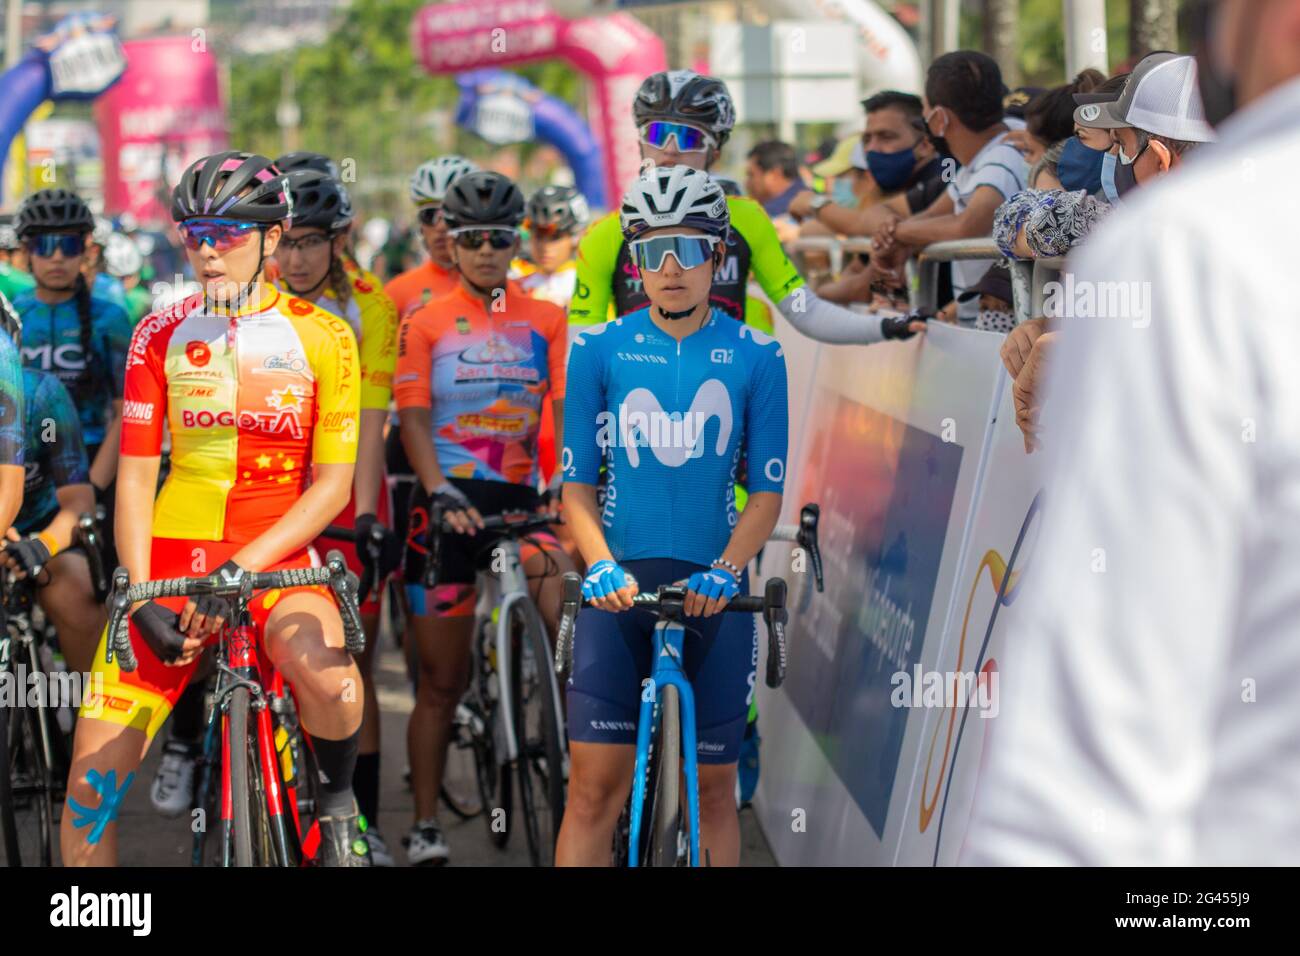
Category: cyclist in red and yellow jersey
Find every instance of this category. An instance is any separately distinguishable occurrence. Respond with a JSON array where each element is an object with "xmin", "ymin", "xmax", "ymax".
[
  {"xmin": 394, "ymin": 171, "xmax": 573, "ymax": 865},
  {"xmin": 272, "ymin": 168, "xmax": 401, "ymax": 864},
  {"xmin": 64, "ymin": 152, "xmax": 370, "ymax": 867}
]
